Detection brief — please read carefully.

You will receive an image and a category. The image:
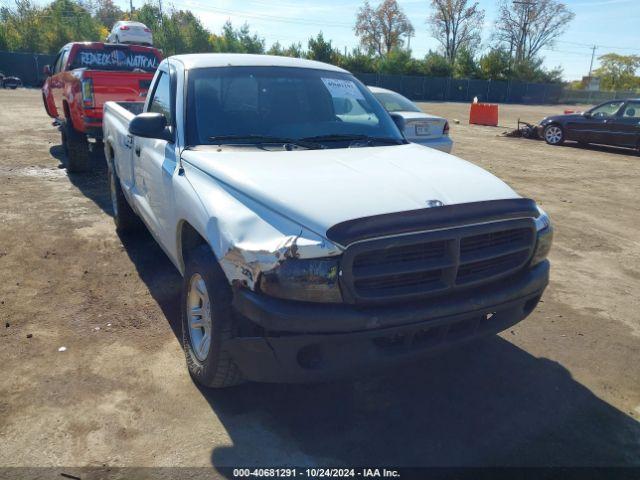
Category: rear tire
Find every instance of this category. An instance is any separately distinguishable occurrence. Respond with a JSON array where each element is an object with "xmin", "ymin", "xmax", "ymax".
[
  {"xmin": 109, "ymin": 165, "xmax": 141, "ymax": 233},
  {"xmin": 61, "ymin": 121, "xmax": 90, "ymax": 173},
  {"xmin": 181, "ymin": 245, "xmax": 244, "ymax": 388},
  {"xmin": 543, "ymin": 124, "xmax": 564, "ymax": 146}
]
